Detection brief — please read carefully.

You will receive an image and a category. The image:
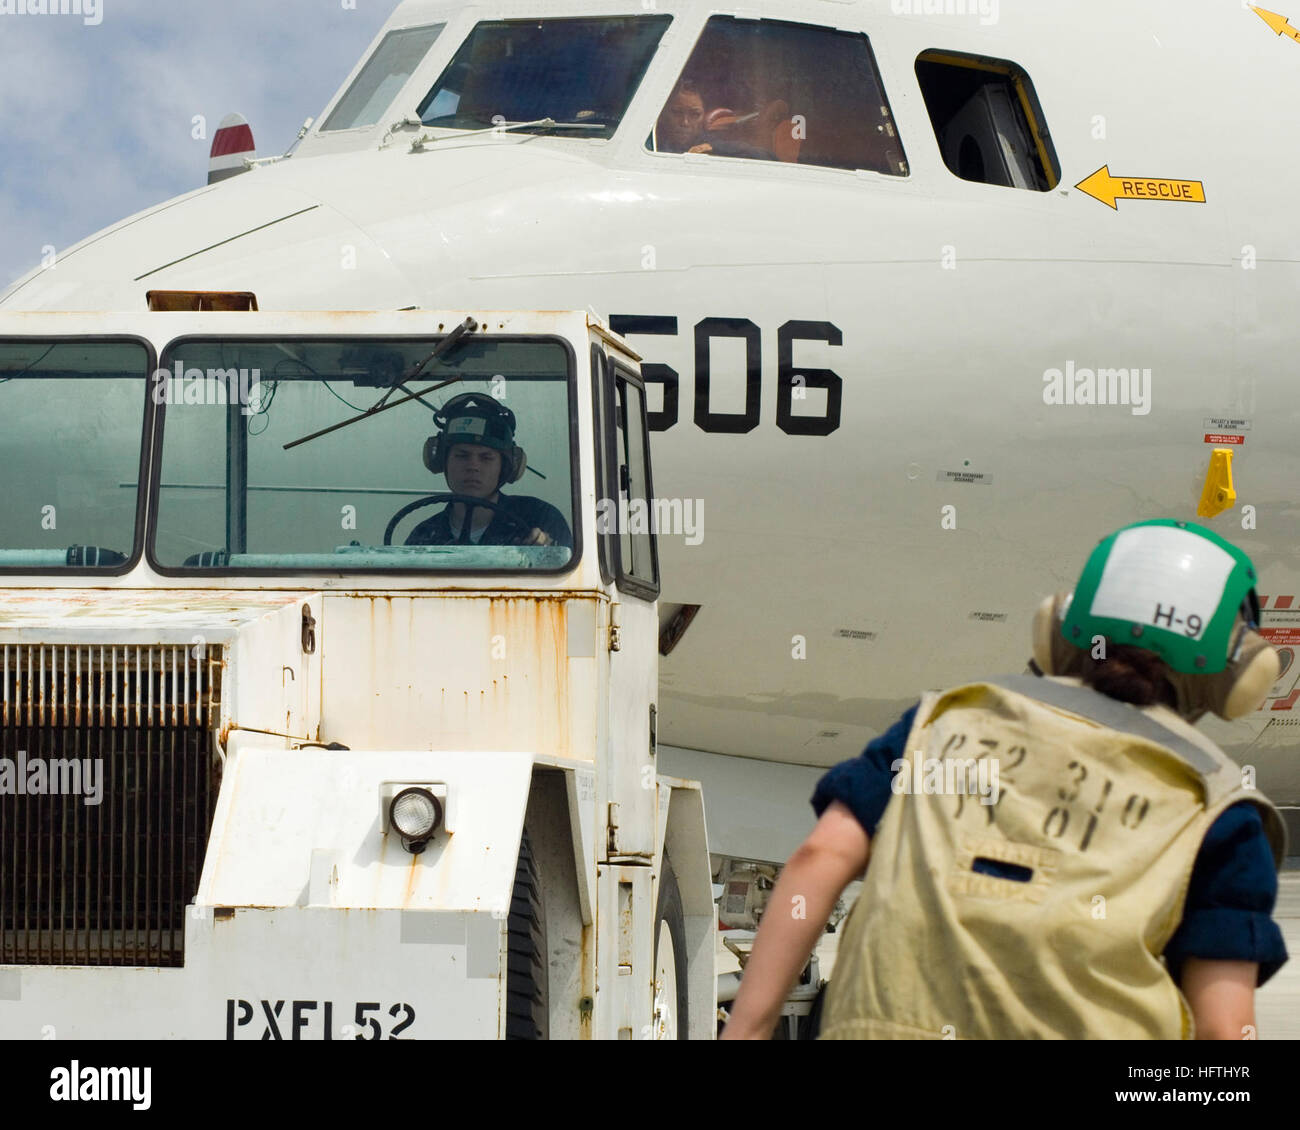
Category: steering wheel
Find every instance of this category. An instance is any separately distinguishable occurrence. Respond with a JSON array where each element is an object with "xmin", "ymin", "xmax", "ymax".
[{"xmin": 384, "ymin": 493, "xmax": 536, "ymax": 547}]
